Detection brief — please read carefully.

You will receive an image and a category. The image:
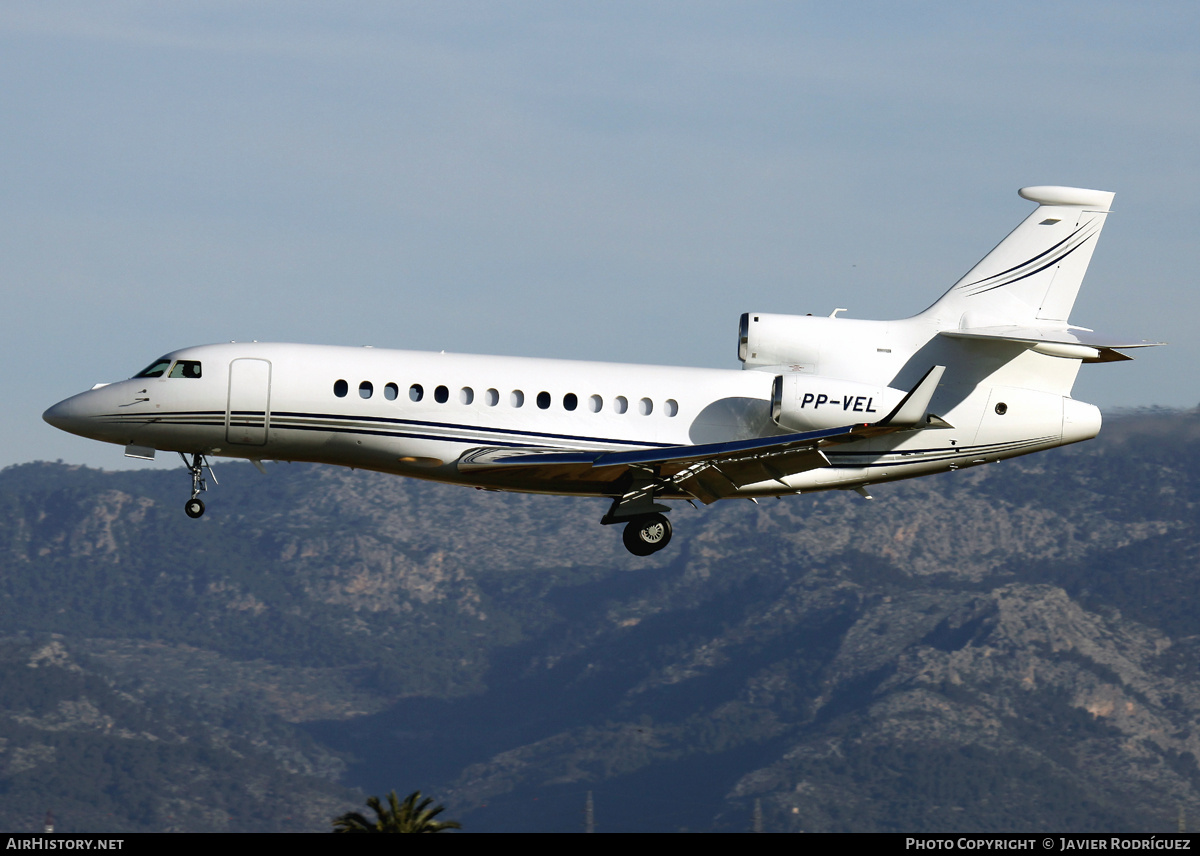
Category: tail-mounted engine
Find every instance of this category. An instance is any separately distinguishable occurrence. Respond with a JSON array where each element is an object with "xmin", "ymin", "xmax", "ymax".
[
  {"xmin": 770, "ymin": 373, "xmax": 907, "ymax": 432},
  {"xmin": 740, "ymin": 312, "xmax": 825, "ymax": 371},
  {"xmin": 738, "ymin": 311, "xmax": 897, "ymax": 380}
]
